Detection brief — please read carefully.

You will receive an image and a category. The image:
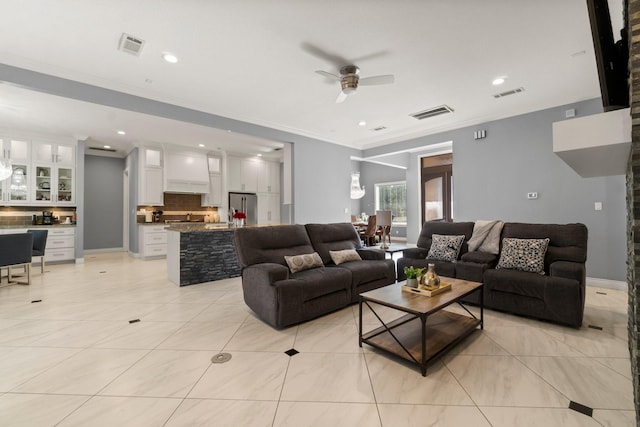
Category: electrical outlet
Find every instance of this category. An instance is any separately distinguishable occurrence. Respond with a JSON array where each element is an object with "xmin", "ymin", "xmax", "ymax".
[
  {"xmin": 527, "ymin": 192, "xmax": 538, "ymax": 199},
  {"xmin": 595, "ymin": 202, "xmax": 602, "ymax": 211}
]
